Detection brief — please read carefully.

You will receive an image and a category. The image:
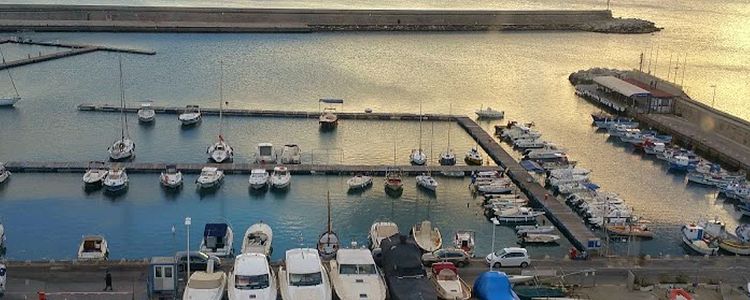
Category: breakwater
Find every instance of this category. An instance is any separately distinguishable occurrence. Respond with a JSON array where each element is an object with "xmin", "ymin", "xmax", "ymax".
[{"xmin": 0, "ymin": 4, "xmax": 659, "ymax": 33}]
